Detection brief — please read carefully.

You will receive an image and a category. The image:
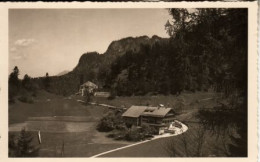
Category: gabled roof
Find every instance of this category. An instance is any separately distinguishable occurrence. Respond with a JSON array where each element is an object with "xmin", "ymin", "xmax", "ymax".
[
  {"xmin": 141, "ymin": 107, "xmax": 172, "ymax": 117},
  {"xmin": 122, "ymin": 106, "xmax": 147, "ymax": 118},
  {"xmin": 122, "ymin": 105, "xmax": 174, "ymax": 118},
  {"xmin": 81, "ymin": 81, "xmax": 98, "ymax": 88}
]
